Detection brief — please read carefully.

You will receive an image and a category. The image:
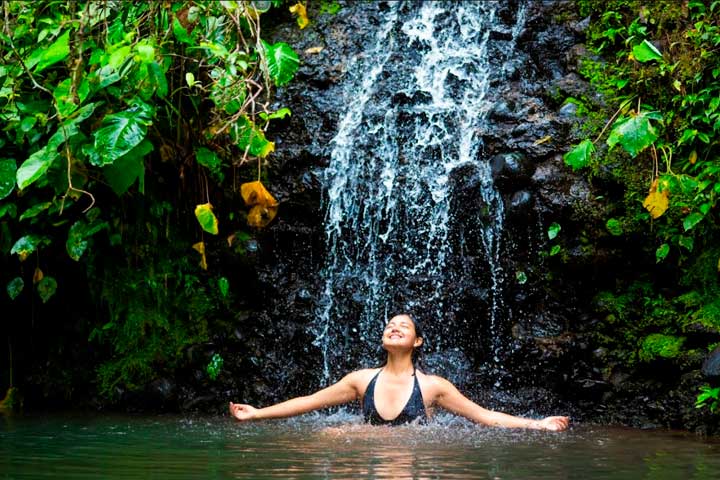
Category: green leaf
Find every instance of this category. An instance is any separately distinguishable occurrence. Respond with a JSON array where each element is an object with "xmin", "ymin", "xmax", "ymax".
[
  {"xmin": 231, "ymin": 116, "xmax": 274, "ymax": 157},
  {"xmin": 547, "ymin": 222, "xmax": 561, "ymax": 240},
  {"xmin": 678, "ymin": 235, "xmax": 694, "ymax": 252},
  {"xmin": 10, "ymin": 234, "xmax": 46, "ymax": 260},
  {"xmin": 515, "ymin": 271, "xmax": 527, "ymax": 285},
  {"xmin": 563, "ymin": 139, "xmax": 595, "ymax": 170},
  {"xmin": 683, "ymin": 212, "xmax": 704, "ymax": 231},
  {"xmin": 53, "ymin": 78, "xmax": 90, "ymax": 117},
  {"xmin": 6, "ymin": 277, "xmax": 24, "ymax": 300},
  {"xmin": 85, "ymin": 103, "xmax": 154, "ymax": 166},
  {"xmin": 259, "ymin": 108, "xmax": 292, "ymax": 121},
  {"xmin": 196, "ymin": 147, "xmax": 224, "ymax": 182},
  {"xmin": 195, "ymin": 203, "xmax": 219, "ymax": 235},
  {"xmin": 0, "ymin": 203, "xmax": 17, "ymax": 220},
  {"xmin": 656, "ymin": 243, "xmax": 670, "ymax": 263},
  {"xmin": 147, "ymin": 62, "xmax": 168, "ymax": 98},
  {"xmin": 218, "ymin": 276, "xmax": 230, "ymax": 298},
  {"xmin": 262, "ymin": 41, "xmax": 300, "ymax": 87},
  {"xmin": 632, "ymin": 39, "xmax": 664, "ymax": 63},
  {"xmin": 37, "ymin": 276, "xmax": 57, "ymax": 303},
  {"xmin": 19, "ymin": 202, "xmax": 52, "ymax": 221},
  {"xmin": 34, "ymin": 30, "xmax": 70, "ymax": 73},
  {"xmin": 107, "ymin": 45, "xmax": 132, "ymax": 71},
  {"xmin": 606, "ymin": 218, "xmax": 623, "ymax": 236},
  {"xmin": 88, "ymin": 65, "xmax": 121, "ymax": 91},
  {"xmin": 606, "ymin": 112, "xmax": 658, "ymax": 157},
  {"xmin": 549, "ymin": 245, "xmax": 561, "ymax": 256},
  {"xmin": 103, "ymin": 139, "xmax": 152, "ymax": 195},
  {"xmin": 16, "ymin": 120, "xmax": 86, "ymax": 191},
  {"xmin": 66, "ymin": 215, "xmax": 108, "ymax": 261},
  {"xmin": 0, "ymin": 158, "xmax": 17, "ymax": 200},
  {"xmin": 173, "ymin": 18, "xmax": 194, "ymax": 45},
  {"xmin": 16, "ymin": 146, "xmax": 59, "ymax": 190},
  {"xmin": 135, "ymin": 43, "xmax": 155, "ymax": 63}
]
